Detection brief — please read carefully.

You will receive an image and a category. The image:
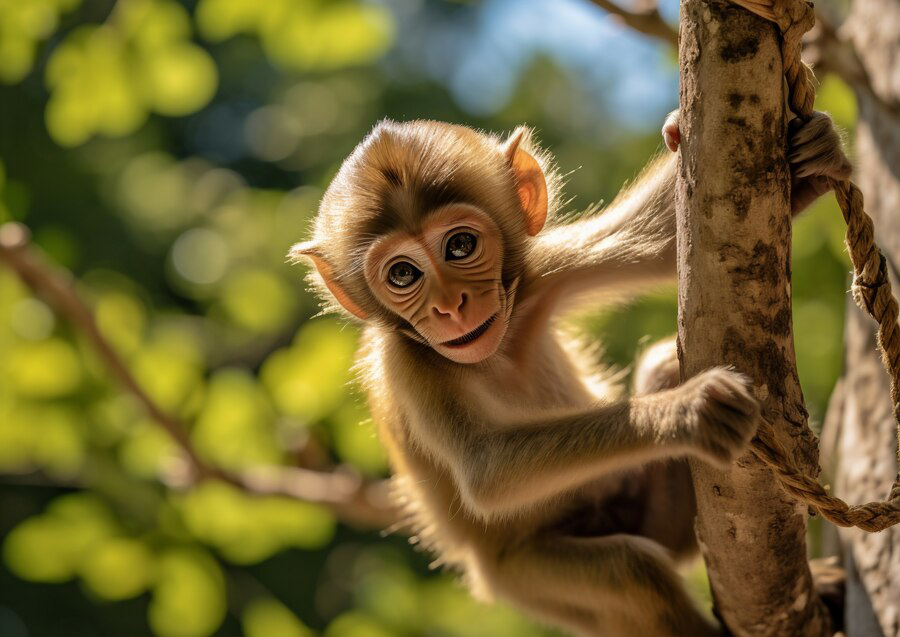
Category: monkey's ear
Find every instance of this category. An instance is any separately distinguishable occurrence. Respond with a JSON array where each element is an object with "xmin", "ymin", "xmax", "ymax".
[
  {"xmin": 290, "ymin": 242, "xmax": 369, "ymax": 320},
  {"xmin": 504, "ymin": 127, "xmax": 548, "ymax": 236}
]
